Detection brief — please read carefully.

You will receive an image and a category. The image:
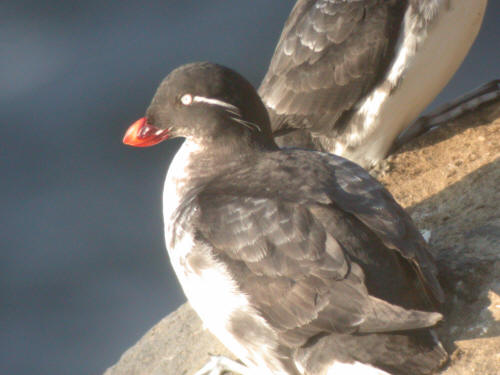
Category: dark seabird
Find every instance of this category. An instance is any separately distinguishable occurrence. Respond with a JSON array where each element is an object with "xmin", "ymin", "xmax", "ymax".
[
  {"xmin": 123, "ymin": 63, "xmax": 448, "ymax": 375},
  {"xmin": 259, "ymin": 0, "xmax": 489, "ymax": 167}
]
